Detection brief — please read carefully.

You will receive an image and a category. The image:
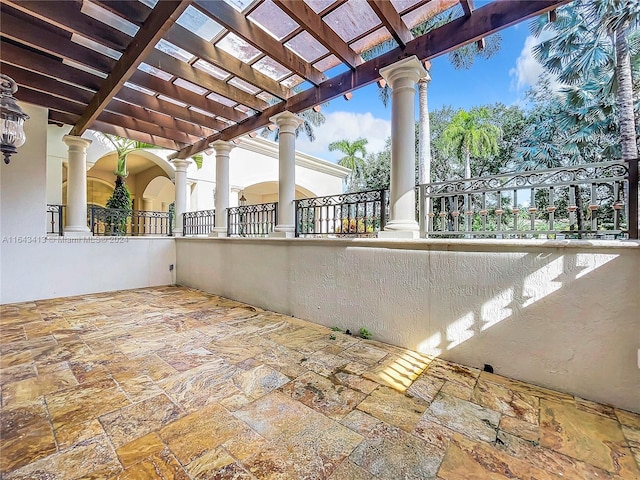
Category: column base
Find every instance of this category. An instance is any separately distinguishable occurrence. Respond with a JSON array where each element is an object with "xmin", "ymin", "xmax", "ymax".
[
  {"xmin": 269, "ymin": 230, "xmax": 295, "ymax": 238},
  {"xmin": 63, "ymin": 227, "xmax": 92, "ymax": 237},
  {"xmin": 378, "ymin": 230, "xmax": 420, "ymax": 239},
  {"xmin": 208, "ymin": 228, "xmax": 227, "ymax": 238}
]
